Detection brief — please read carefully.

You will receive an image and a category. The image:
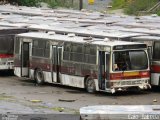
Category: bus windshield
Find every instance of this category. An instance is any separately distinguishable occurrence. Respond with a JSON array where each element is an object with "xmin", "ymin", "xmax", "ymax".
[{"xmin": 113, "ymin": 50, "xmax": 148, "ymax": 71}]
